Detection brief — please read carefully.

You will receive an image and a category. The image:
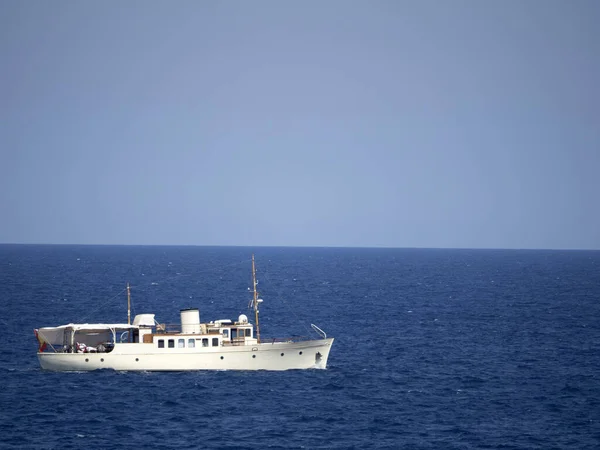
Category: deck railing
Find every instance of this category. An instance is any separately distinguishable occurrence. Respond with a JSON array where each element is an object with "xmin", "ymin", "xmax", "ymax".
[
  {"xmin": 152, "ymin": 324, "xmax": 222, "ymax": 335},
  {"xmin": 264, "ymin": 336, "xmax": 310, "ymax": 344}
]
